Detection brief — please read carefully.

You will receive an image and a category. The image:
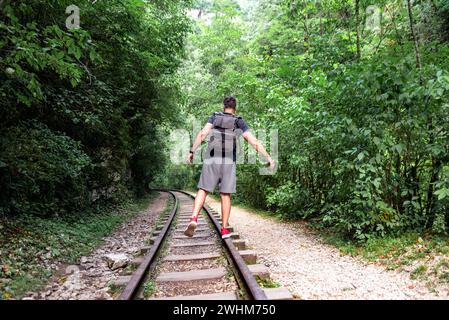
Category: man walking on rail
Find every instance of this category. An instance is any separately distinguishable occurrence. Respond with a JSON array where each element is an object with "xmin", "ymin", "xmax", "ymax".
[{"xmin": 185, "ymin": 96, "xmax": 275, "ymax": 239}]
